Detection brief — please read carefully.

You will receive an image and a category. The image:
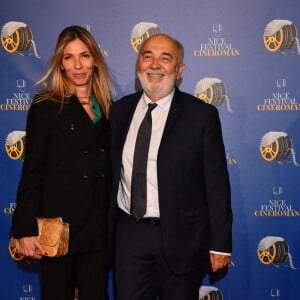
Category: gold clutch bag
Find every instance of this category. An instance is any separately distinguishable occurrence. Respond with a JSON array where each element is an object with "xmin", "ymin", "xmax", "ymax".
[{"xmin": 9, "ymin": 217, "xmax": 69, "ymax": 261}]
